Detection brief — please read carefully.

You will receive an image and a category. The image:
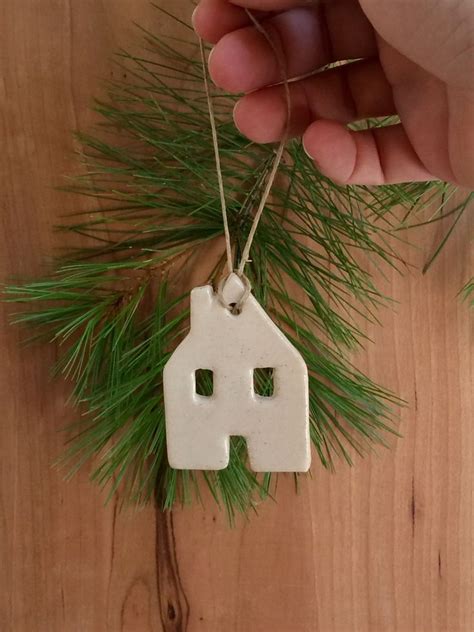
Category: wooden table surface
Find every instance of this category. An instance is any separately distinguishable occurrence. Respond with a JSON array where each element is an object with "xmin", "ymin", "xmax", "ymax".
[{"xmin": 0, "ymin": 1, "xmax": 472, "ymax": 631}]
